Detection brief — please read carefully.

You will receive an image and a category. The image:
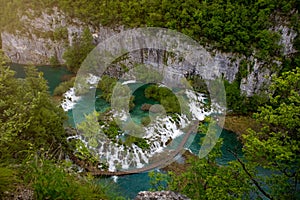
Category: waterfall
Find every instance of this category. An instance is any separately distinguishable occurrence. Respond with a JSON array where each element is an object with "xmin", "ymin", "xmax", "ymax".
[
  {"xmin": 61, "ymin": 87, "xmax": 81, "ymax": 111},
  {"xmin": 122, "ymin": 80, "xmax": 137, "ymax": 85},
  {"xmin": 61, "ymin": 73, "xmax": 100, "ymax": 111},
  {"xmin": 185, "ymin": 90, "xmax": 210, "ymax": 120},
  {"xmin": 66, "ymin": 81, "xmax": 212, "ymax": 171},
  {"xmin": 86, "ymin": 73, "xmax": 101, "ymax": 87}
]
